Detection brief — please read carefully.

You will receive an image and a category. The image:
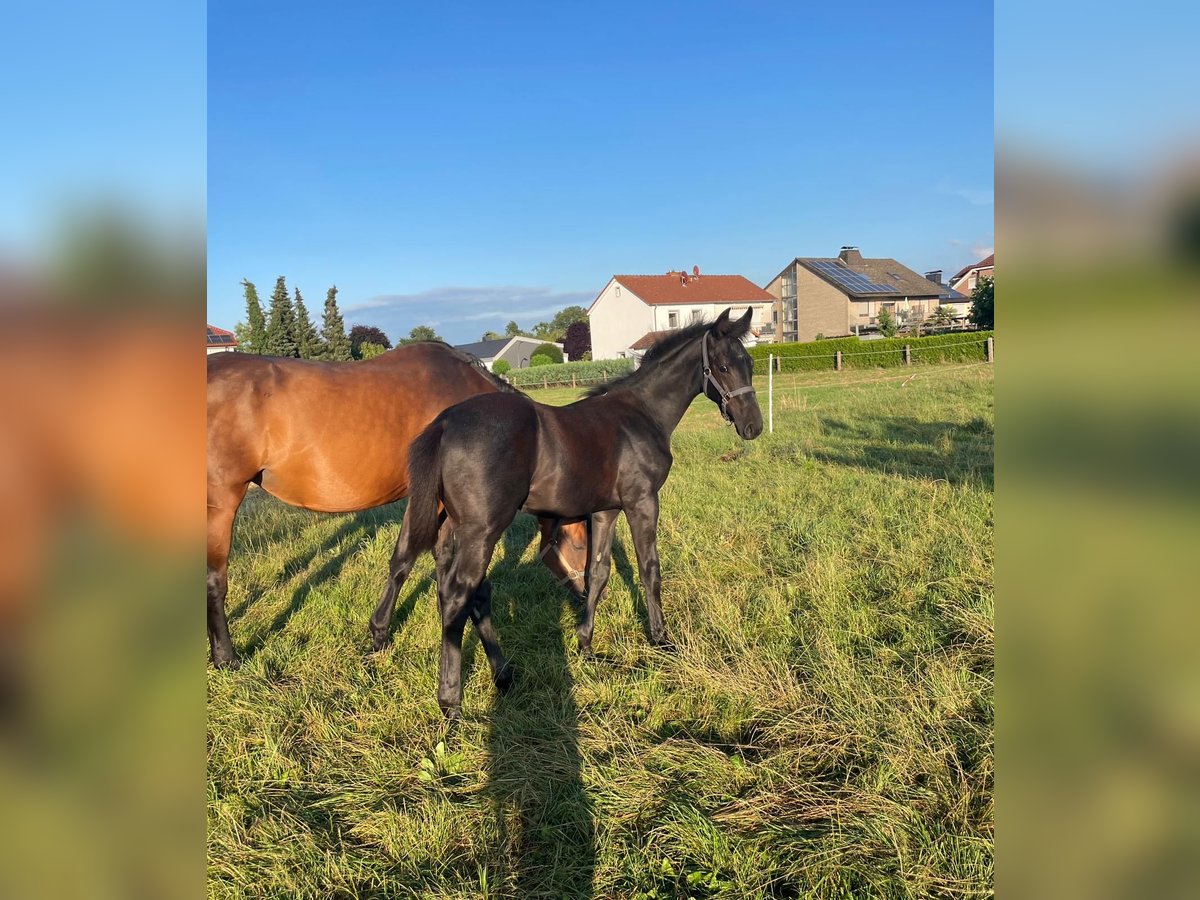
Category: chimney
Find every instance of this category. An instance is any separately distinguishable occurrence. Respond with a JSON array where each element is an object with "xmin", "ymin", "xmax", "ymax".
[
  {"xmin": 838, "ymin": 246, "xmax": 863, "ymax": 265},
  {"xmin": 693, "ymin": 265, "xmax": 700, "ymax": 277},
  {"xmin": 924, "ymin": 269, "xmax": 943, "ymax": 285}
]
